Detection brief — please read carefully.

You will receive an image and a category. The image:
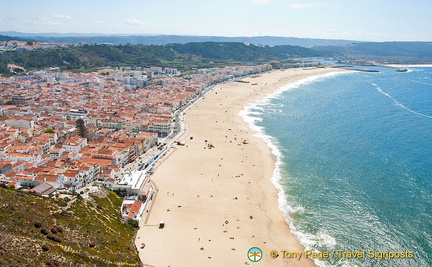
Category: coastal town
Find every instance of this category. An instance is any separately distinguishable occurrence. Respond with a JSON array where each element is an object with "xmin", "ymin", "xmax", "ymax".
[
  {"xmin": 2, "ymin": 0, "xmax": 431, "ymax": 265},
  {"xmin": 0, "ymin": 62, "xmax": 273, "ymax": 223},
  {"xmin": 0, "ymin": 39, "xmax": 75, "ymax": 53}
]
